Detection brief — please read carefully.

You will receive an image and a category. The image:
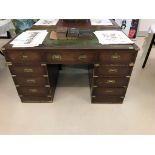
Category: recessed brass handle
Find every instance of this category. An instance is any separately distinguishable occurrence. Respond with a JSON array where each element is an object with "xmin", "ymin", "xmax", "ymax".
[
  {"xmin": 94, "ymin": 64, "xmax": 100, "ymax": 67},
  {"xmin": 108, "ymin": 68, "xmax": 118, "ymax": 73},
  {"xmin": 111, "ymin": 53, "xmax": 121, "ymax": 59},
  {"xmin": 22, "ymin": 55, "xmax": 28, "ymax": 59},
  {"xmin": 78, "ymin": 54, "xmax": 87, "ymax": 60},
  {"xmin": 26, "ymin": 79, "xmax": 36, "ymax": 83},
  {"xmin": 105, "ymin": 90, "xmax": 113, "ymax": 93},
  {"xmin": 93, "ymin": 75, "xmax": 99, "ymax": 78},
  {"xmin": 129, "ymin": 62, "xmax": 134, "ymax": 66},
  {"xmin": 105, "ymin": 80, "xmax": 116, "ymax": 84},
  {"xmin": 29, "ymin": 89, "xmax": 38, "ymax": 93},
  {"xmin": 52, "ymin": 55, "xmax": 62, "ymax": 61},
  {"xmin": 6, "ymin": 62, "xmax": 12, "ymax": 66},
  {"xmin": 24, "ymin": 68, "xmax": 33, "ymax": 72}
]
